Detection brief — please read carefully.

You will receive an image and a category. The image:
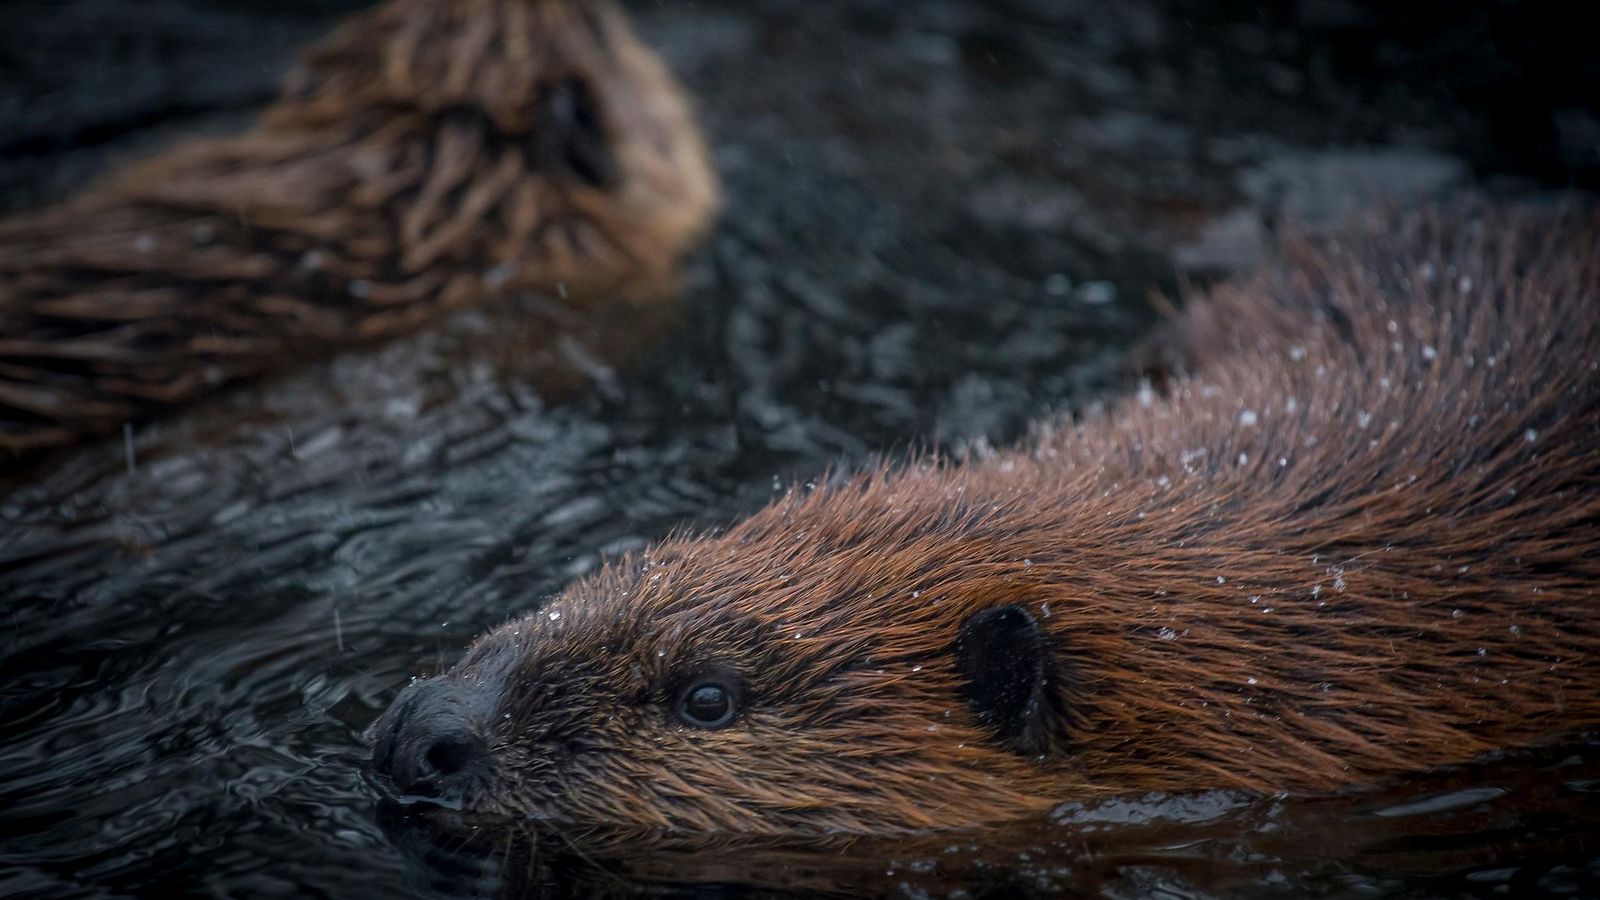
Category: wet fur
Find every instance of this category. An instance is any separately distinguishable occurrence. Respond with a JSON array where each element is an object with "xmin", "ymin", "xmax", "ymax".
[
  {"xmin": 0, "ymin": 0, "xmax": 717, "ymax": 457},
  {"xmin": 426, "ymin": 208, "xmax": 1600, "ymax": 836}
]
